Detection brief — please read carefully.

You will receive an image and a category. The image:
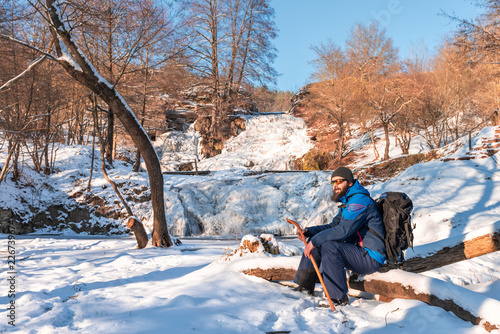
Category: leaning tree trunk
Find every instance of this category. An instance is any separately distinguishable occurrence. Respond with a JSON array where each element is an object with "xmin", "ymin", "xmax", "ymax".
[
  {"xmin": 46, "ymin": 0, "xmax": 172, "ymax": 247},
  {"xmin": 92, "ymin": 98, "xmax": 134, "ymax": 218}
]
